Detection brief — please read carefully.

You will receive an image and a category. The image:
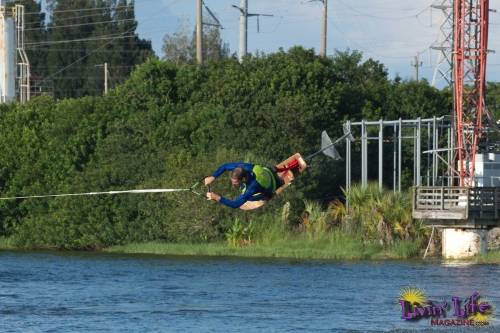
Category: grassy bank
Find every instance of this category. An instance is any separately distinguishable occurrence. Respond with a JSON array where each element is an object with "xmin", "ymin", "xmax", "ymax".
[
  {"xmin": 105, "ymin": 234, "xmax": 422, "ymax": 261},
  {"xmin": 474, "ymin": 250, "xmax": 500, "ymax": 264},
  {"xmin": 0, "ymin": 228, "xmax": 422, "ymax": 261},
  {"xmin": 105, "ymin": 241, "xmax": 418, "ymax": 260},
  {"xmin": 0, "ymin": 237, "xmax": 15, "ymax": 250},
  {"xmin": 4, "ymin": 236, "xmax": 500, "ymax": 263}
]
